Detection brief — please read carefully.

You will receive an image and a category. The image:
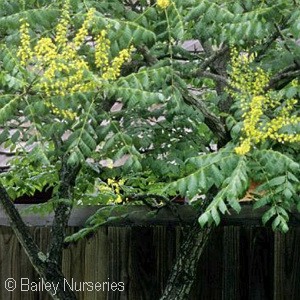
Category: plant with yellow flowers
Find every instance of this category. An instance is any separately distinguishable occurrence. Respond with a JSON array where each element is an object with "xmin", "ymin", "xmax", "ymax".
[
  {"xmin": 2, "ymin": 1, "xmax": 300, "ymax": 299},
  {"xmin": 17, "ymin": 0, "xmax": 133, "ymax": 120},
  {"xmin": 157, "ymin": 0, "xmax": 171, "ymax": 10},
  {"xmin": 228, "ymin": 48, "xmax": 300, "ymax": 155},
  {"xmin": 96, "ymin": 178, "xmax": 125, "ymax": 204}
]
